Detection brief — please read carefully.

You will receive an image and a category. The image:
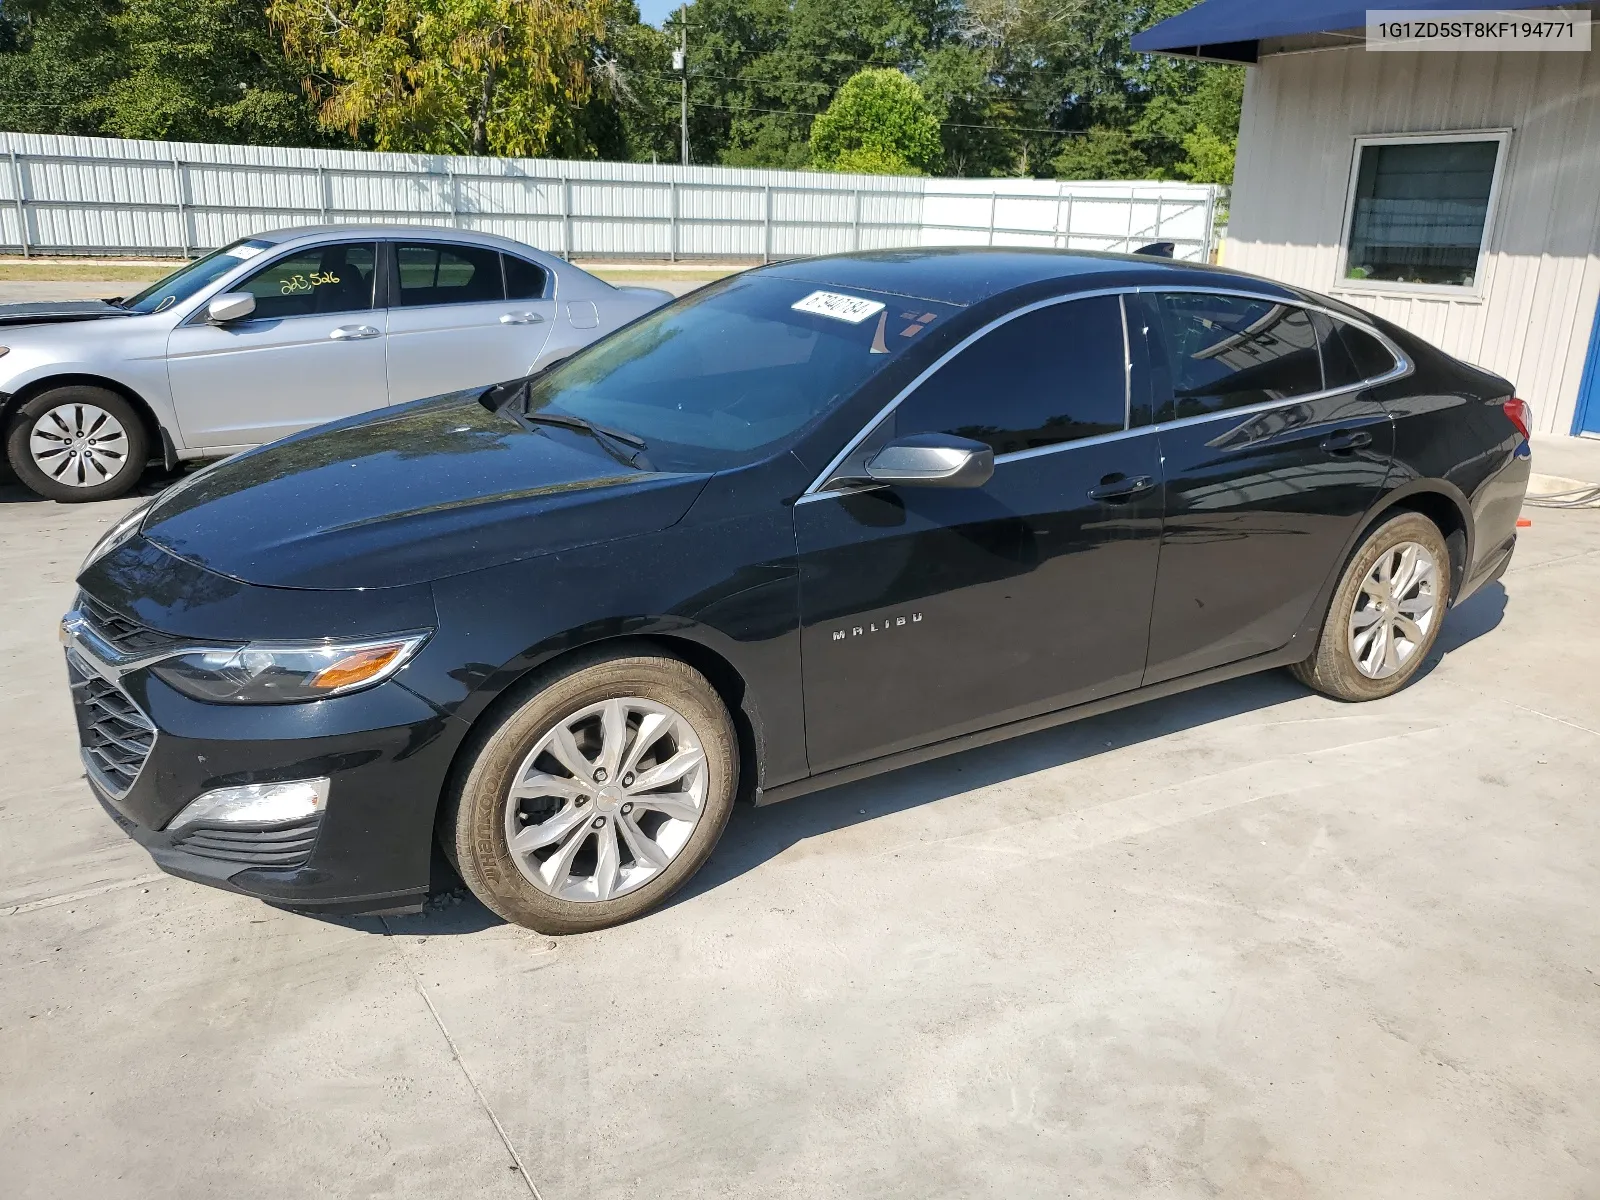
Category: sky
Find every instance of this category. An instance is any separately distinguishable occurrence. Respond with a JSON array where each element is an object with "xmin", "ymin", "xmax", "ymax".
[{"xmin": 636, "ymin": 0, "xmax": 680, "ymax": 27}]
